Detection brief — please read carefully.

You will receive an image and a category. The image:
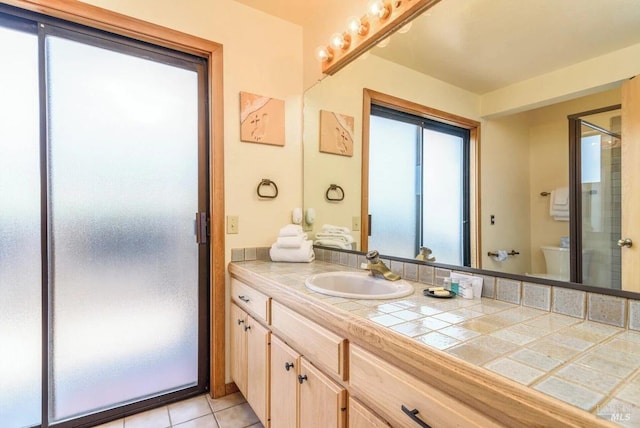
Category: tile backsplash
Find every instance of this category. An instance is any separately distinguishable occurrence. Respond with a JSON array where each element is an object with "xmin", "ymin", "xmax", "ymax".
[{"xmin": 231, "ymin": 246, "xmax": 639, "ymax": 331}]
